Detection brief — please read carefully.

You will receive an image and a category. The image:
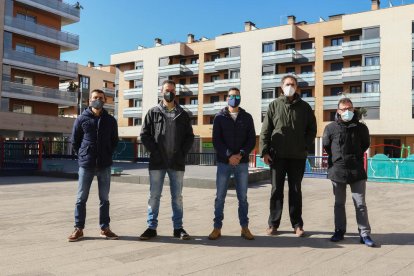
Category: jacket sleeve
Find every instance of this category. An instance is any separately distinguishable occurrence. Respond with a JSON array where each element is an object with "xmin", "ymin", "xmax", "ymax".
[
  {"xmin": 71, "ymin": 117, "xmax": 83, "ymax": 155},
  {"xmin": 322, "ymin": 124, "xmax": 332, "ymax": 156},
  {"xmin": 305, "ymin": 106, "xmax": 317, "ymax": 151},
  {"xmin": 111, "ymin": 118, "xmax": 119, "ymax": 153},
  {"xmin": 212, "ymin": 115, "xmax": 232, "ymax": 160},
  {"xmin": 181, "ymin": 112, "xmax": 195, "ymax": 155},
  {"xmin": 241, "ymin": 114, "xmax": 256, "ymax": 155},
  {"xmin": 360, "ymin": 123, "xmax": 370, "ymax": 153},
  {"xmin": 259, "ymin": 103, "xmax": 274, "ymax": 157},
  {"xmin": 140, "ymin": 110, "xmax": 158, "ymax": 153}
]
